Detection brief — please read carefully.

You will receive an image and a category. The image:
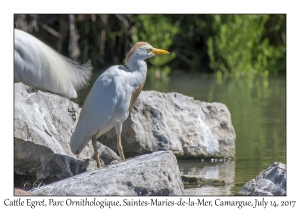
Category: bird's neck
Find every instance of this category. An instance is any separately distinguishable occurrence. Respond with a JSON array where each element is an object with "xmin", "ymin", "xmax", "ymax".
[
  {"xmin": 126, "ymin": 59, "xmax": 147, "ymax": 108},
  {"xmin": 125, "ymin": 59, "xmax": 147, "ymax": 95},
  {"xmin": 127, "ymin": 59, "xmax": 147, "ymax": 79}
]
